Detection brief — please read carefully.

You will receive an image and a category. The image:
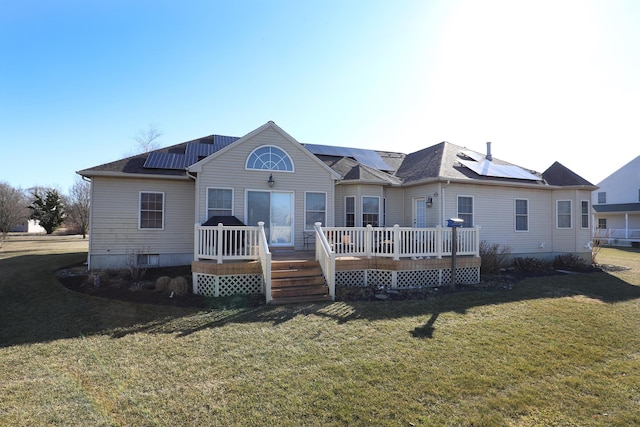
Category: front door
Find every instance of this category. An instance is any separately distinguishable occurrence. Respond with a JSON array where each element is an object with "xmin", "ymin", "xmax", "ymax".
[
  {"xmin": 413, "ymin": 197, "xmax": 427, "ymax": 228},
  {"xmin": 247, "ymin": 191, "xmax": 293, "ymax": 246}
]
